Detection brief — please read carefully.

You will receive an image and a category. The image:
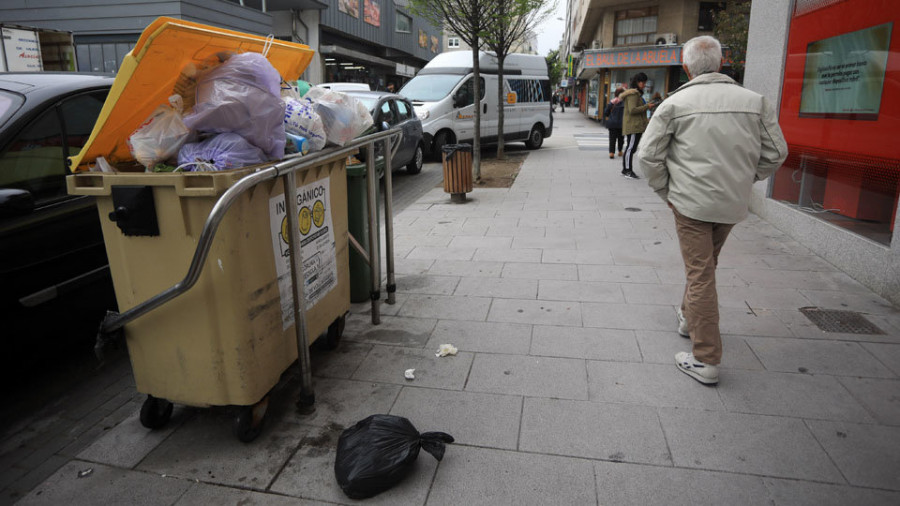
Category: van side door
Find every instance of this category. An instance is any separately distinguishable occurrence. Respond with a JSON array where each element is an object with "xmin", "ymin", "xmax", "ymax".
[{"xmin": 450, "ymin": 76, "xmax": 484, "ymax": 144}]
